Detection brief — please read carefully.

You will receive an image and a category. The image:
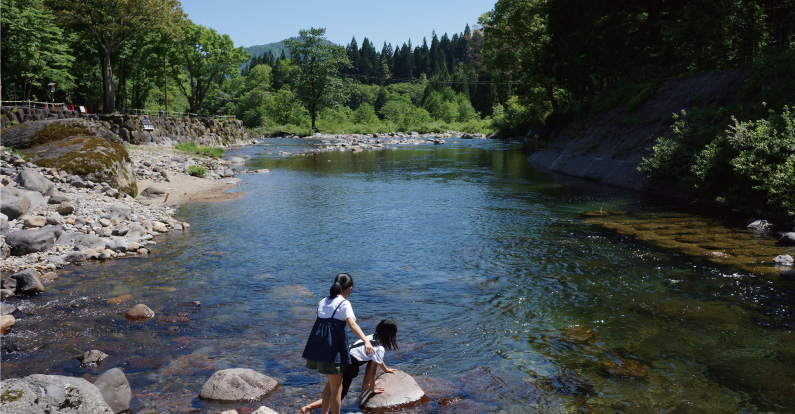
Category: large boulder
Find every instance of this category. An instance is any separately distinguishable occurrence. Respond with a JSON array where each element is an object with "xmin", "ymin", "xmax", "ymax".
[
  {"xmin": 5, "ymin": 225, "xmax": 63, "ymax": 256},
  {"xmin": 7, "ymin": 269, "xmax": 44, "ymax": 295},
  {"xmin": 0, "ymin": 187, "xmax": 31, "ymax": 220},
  {"xmin": 358, "ymin": 370, "xmax": 426, "ymax": 410},
  {"xmin": 13, "ymin": 168, "xmax": 54, "ymax": 196},
  {"xmin": 199, "ymin": 368, "xmax": 278, "ymax": 402},
  {"xmin": 0, "ymin": 374, "xmax": 113, "ymax": 413},
  {"xmin": 18, "ymin": 119, "xmax": 138, "ymax": 196},
  {"xmin": 93, "ymin": 368, "xmax": 131, "ymax": 414},
  {"xmin": 779, "ymin": 232, "xmax": 795, "ymax": 246}
]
